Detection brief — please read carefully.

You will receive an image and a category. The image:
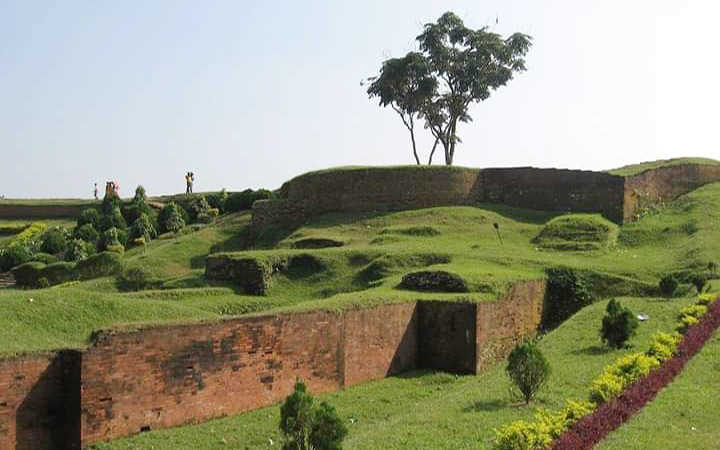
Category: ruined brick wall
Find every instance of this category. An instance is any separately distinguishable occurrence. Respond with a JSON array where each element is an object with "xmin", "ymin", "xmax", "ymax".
[
  {"xmin": 251, "ymin": 166, "xmax": 627, "ymax": 229},
  {"xmin": 0, "ymin": 351, "xmax": 81, "ymax": 450},
  {"xmin": 0, "ymin": 205, "xmax": 91, "ymax": 219},
  {"xmin": 623, "ymin": 164, "xmax": 720, "ymax": 221},
  {"xmin": 475, "ymin": 280, "xmax": 546, "ymax": 372},
  {"xmin": 417, "ymin": 302, "xmax": 477, "ymax": 374},
  {"xmin": 81, "ymin": 311, "xmax": 344, "ymax": 446},
  {"xmin": 342, "ymin": 303, "xmax": 419, "ymax": 387}
]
